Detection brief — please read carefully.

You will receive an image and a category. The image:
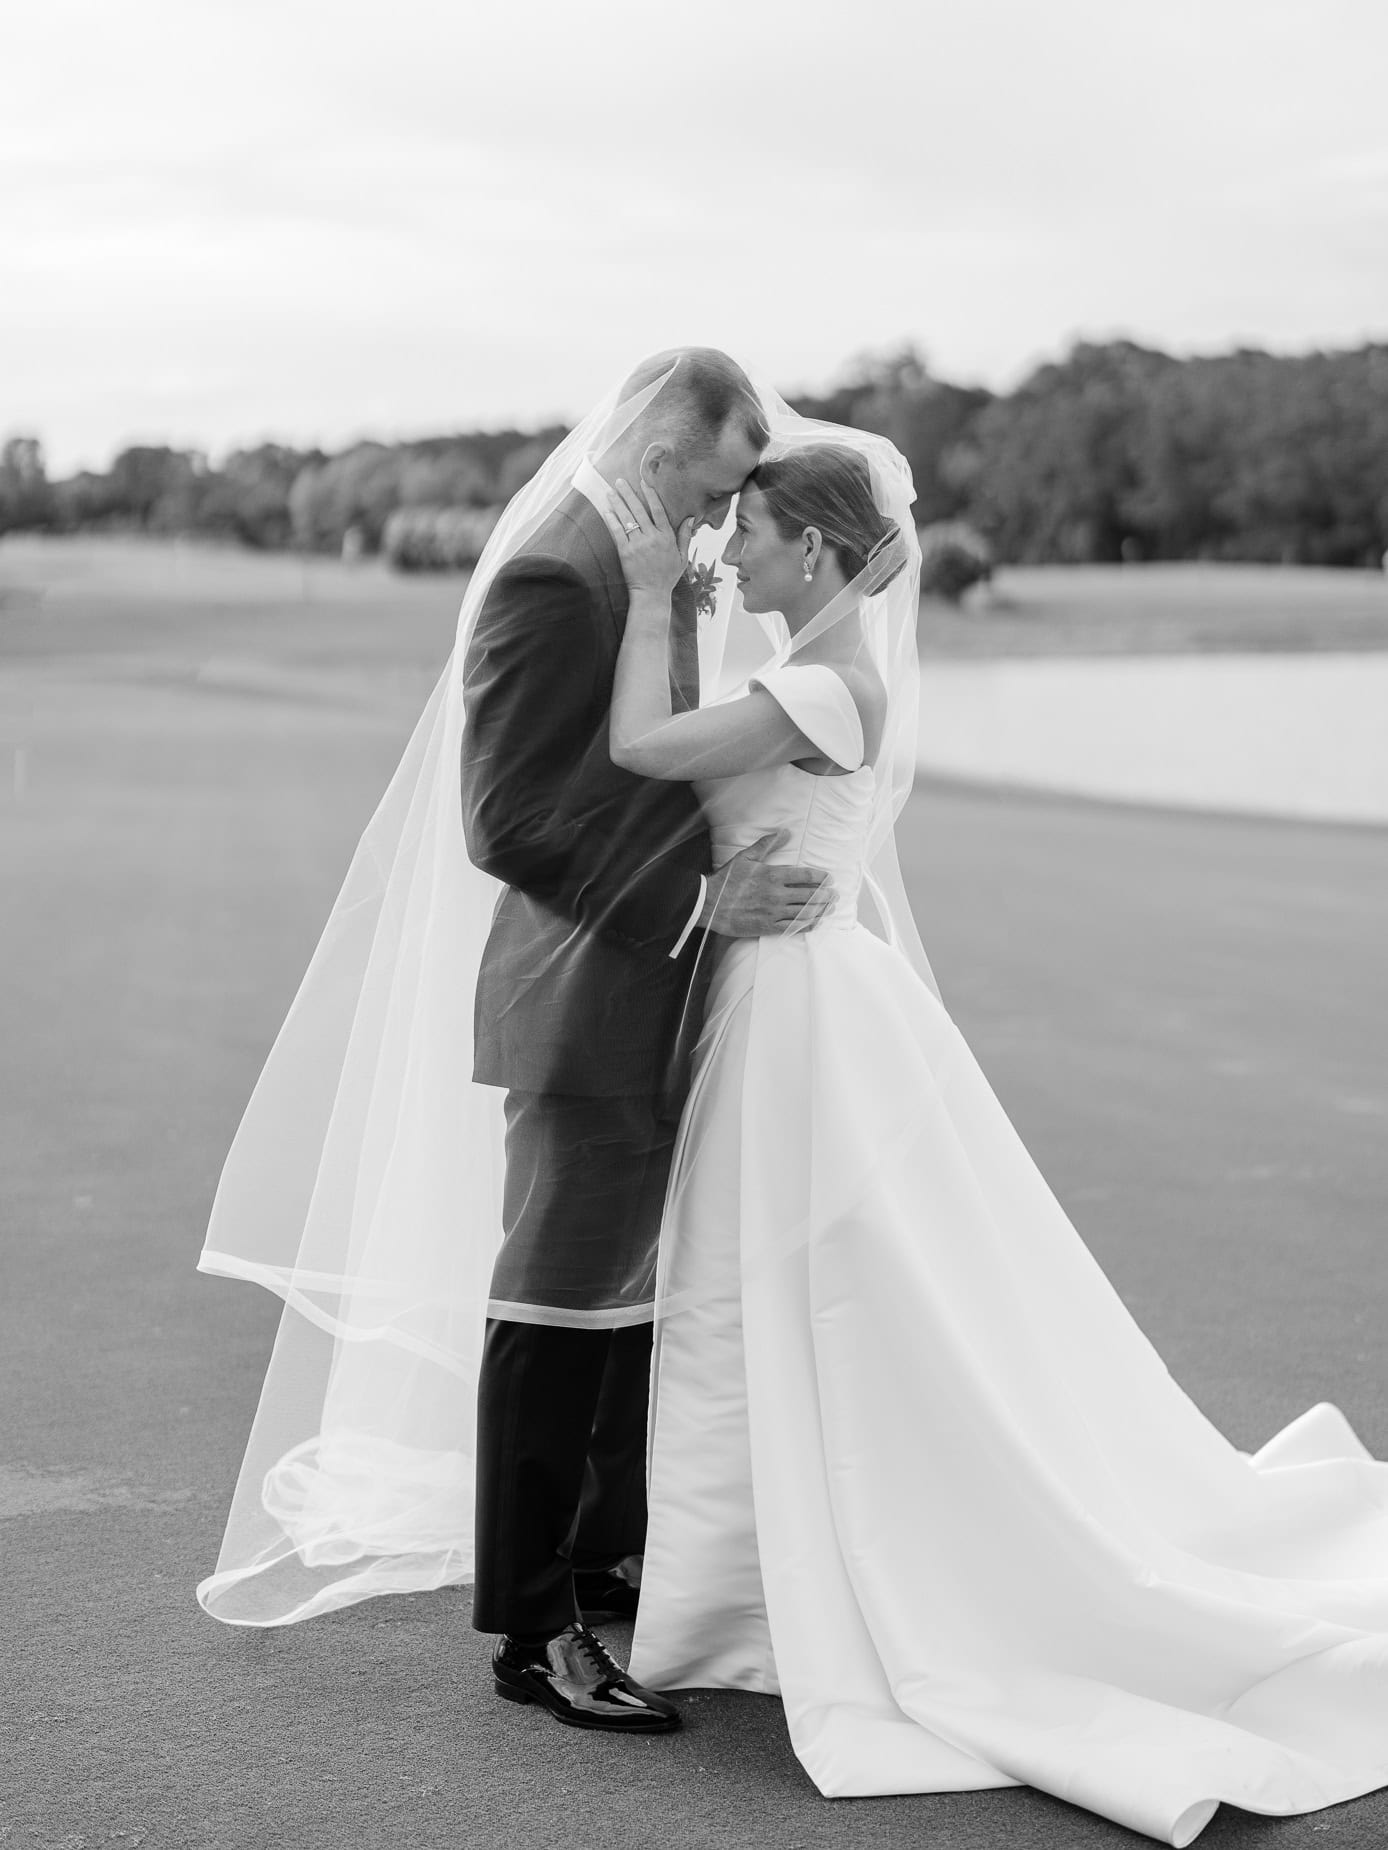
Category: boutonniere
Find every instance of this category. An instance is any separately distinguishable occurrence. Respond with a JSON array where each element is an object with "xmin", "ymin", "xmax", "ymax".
[{"xmin": 686, "ymin": 560, "xmax": 721, "ymax": 619}]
